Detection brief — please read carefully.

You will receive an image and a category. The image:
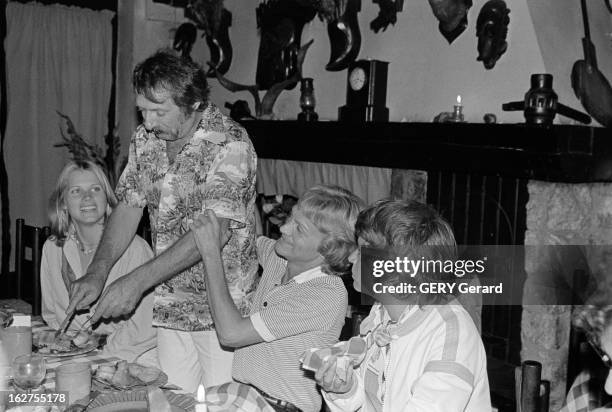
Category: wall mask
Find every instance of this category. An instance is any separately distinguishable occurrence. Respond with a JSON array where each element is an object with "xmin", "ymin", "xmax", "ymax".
[
  {"xmin": 255, "ymin": 0, "xmax": 316, "ymax": 90},
  {"xmin": 427, "ymin": 0, "xmax": 473, "ymax": 43},
  {"xmin": 476, "ymin": 0, "xmax": 510, "ymax": 70},
  {"xmin": 173, "ymin": 23, "xmax": 198, "ymax": 61},
  {"xmin": 185, "ymin": 0, "xmax": 233, "ymax": 76},
  {"xmin": 326, "ymin": 0, "xmax": 361, "ymax": 71},
  {"xmin": 370, "ymin": 0, "xmax": 403, "ymax": 33}
]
